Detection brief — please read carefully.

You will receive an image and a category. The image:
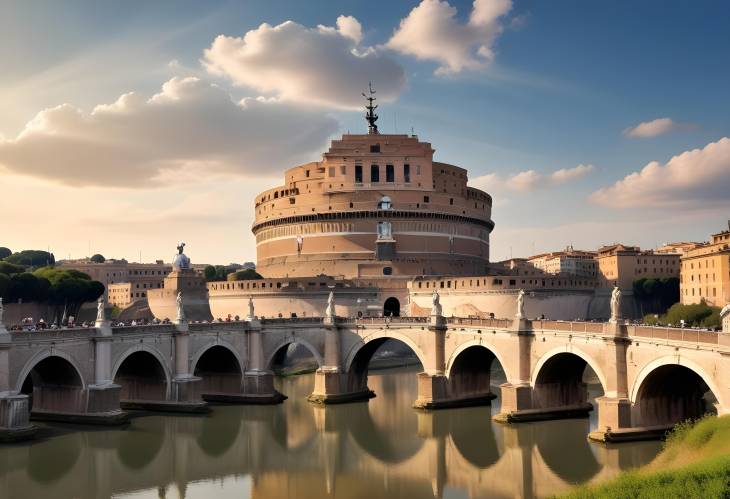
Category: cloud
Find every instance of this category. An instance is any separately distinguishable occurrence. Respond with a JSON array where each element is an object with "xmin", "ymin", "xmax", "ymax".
[
  {"xmin": 623, "ymin": 117, "xmax": 690, "ymax": 138},
  {"xmin": 591, "ymin": 137, "xmax": 730, "ymax": 208},
  {"xmin": 0, "ymin": 77, "xmax": 339, "ymax": 187},
  {"xmin": 471, "ymin": 164, "xmax": 593, "ymax": 192},
  {"xmin": 386, "ymin": 0, "xmax": 512, "ymax": 75},
  {"xmin": 202, "ymin": 18, "xmax": 406, "ymax": 109}
]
